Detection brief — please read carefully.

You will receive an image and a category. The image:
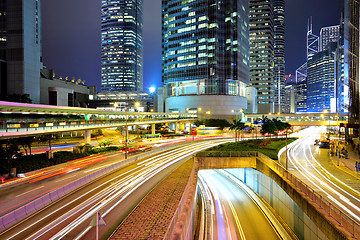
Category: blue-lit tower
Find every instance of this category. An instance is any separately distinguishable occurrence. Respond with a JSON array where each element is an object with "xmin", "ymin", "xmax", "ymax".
[
  {"xmin": 162, "ymin": 0, "xmax": 250, "ymax": 119},
  {"xmin": 307, "ymin": 43, "xmax": 337, "ymax": 112},
  {"xmin": 101, "ymin": 0, "xmax": 143, "ymax": 92}
]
